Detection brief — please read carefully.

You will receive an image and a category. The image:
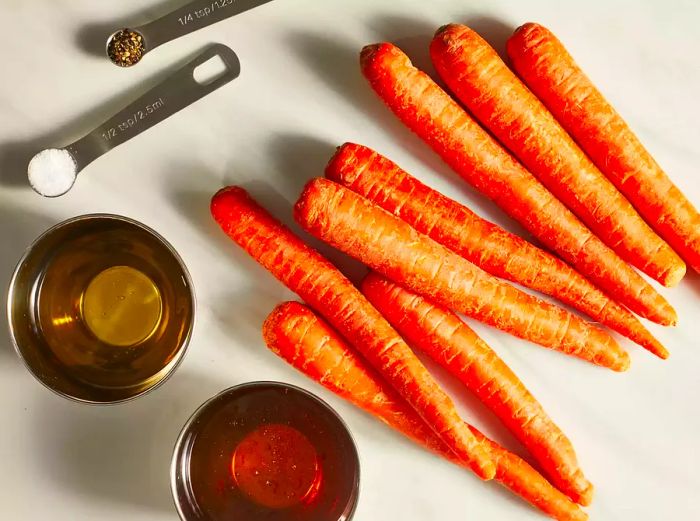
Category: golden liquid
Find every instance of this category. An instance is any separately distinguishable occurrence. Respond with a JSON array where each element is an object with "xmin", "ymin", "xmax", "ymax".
[
  {"xmin": 81, "ymin": 266, "xmax": 162, "ymax": 347},
  {"xmin": 10, "ymin": 216, "xmax": 195, "ymax": 402}
]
